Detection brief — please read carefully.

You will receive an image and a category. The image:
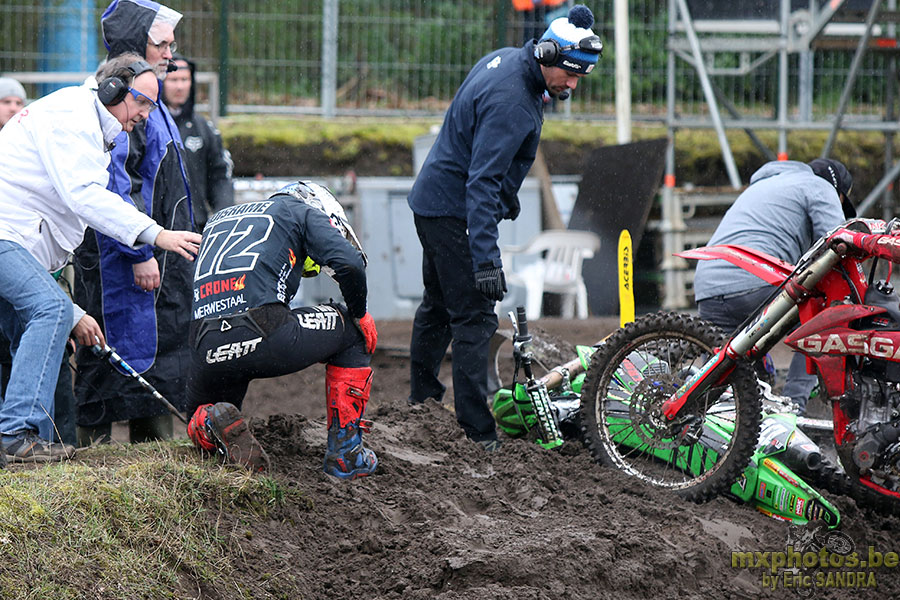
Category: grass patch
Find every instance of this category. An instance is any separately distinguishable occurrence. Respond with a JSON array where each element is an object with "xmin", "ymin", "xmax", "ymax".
[{"xmin": 0, "ymin": 441, "xmax": 305, "ymax": 599}]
